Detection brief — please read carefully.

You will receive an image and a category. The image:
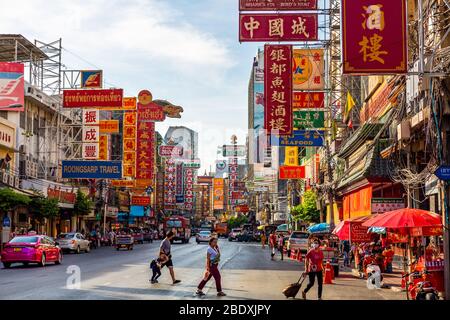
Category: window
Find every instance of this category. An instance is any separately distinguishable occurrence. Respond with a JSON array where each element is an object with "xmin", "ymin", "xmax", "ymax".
[
  {"xmin": 33, "ymin": 115, "xmax": 39, "ymax": 136},
  {"xmin": 0, "ymin": 111, "xmax": 7, "ymax": 119},
  {"xmin": 20, "ymin": 111, "xmax": 25, "ymax": 129}
]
